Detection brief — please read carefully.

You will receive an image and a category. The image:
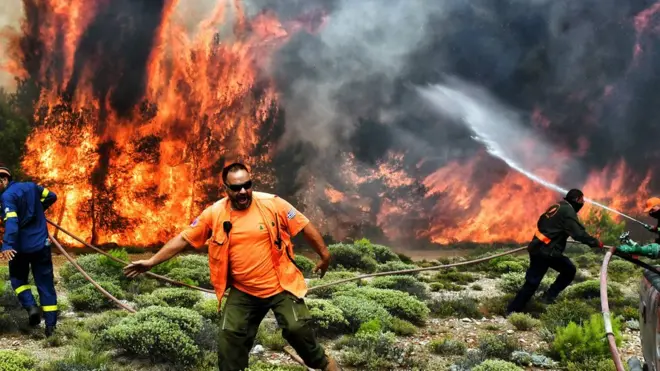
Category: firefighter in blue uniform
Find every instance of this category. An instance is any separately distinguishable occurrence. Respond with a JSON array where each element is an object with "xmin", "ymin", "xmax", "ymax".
[{"xmin": 0, "ymin": 167, "xmax": 59, "ymax": 336}]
